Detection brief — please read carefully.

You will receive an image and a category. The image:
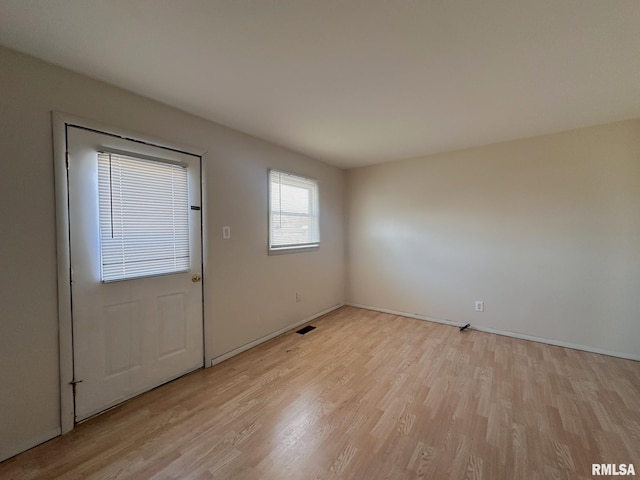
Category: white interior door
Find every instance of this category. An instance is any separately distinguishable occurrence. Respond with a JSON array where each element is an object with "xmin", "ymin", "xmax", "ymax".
[{"xmin": 67, "ymin": 126, "xmax": 203, "ymax": 422}]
